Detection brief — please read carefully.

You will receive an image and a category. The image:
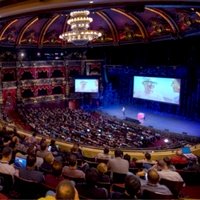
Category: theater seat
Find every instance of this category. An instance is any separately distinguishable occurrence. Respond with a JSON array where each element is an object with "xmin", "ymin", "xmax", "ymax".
[
  {"xmin": 0, "ymin": 172, "xmax": 14, "ymax": 194},
  {"xmin": 112, "ymin": 172, "xmax": 127, "ymax": 184},
  {"xmin": 111, "ymin": 173, "xmax": 126, "ymax": 193},
  {"xmin": 62, "ymin": 175, "xmax": 85, "ymax": 184},
  {"xmin": 14, "ymin": 176, "xmax": 45, "ymax": 199},
  {"xmin": 160, "ymin": 178, "xmax": 184, "ymax": 198},
  {"xmin": 177, "ymin": 170, "xmax": 200, "ymax": 186},
  {"xmin": 142, "ymin": 189, "xmax": 174, "ymax": 199},
  {"xmin": 97, "ymin": 158, "xmax": 109, "ymax": 164}
]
